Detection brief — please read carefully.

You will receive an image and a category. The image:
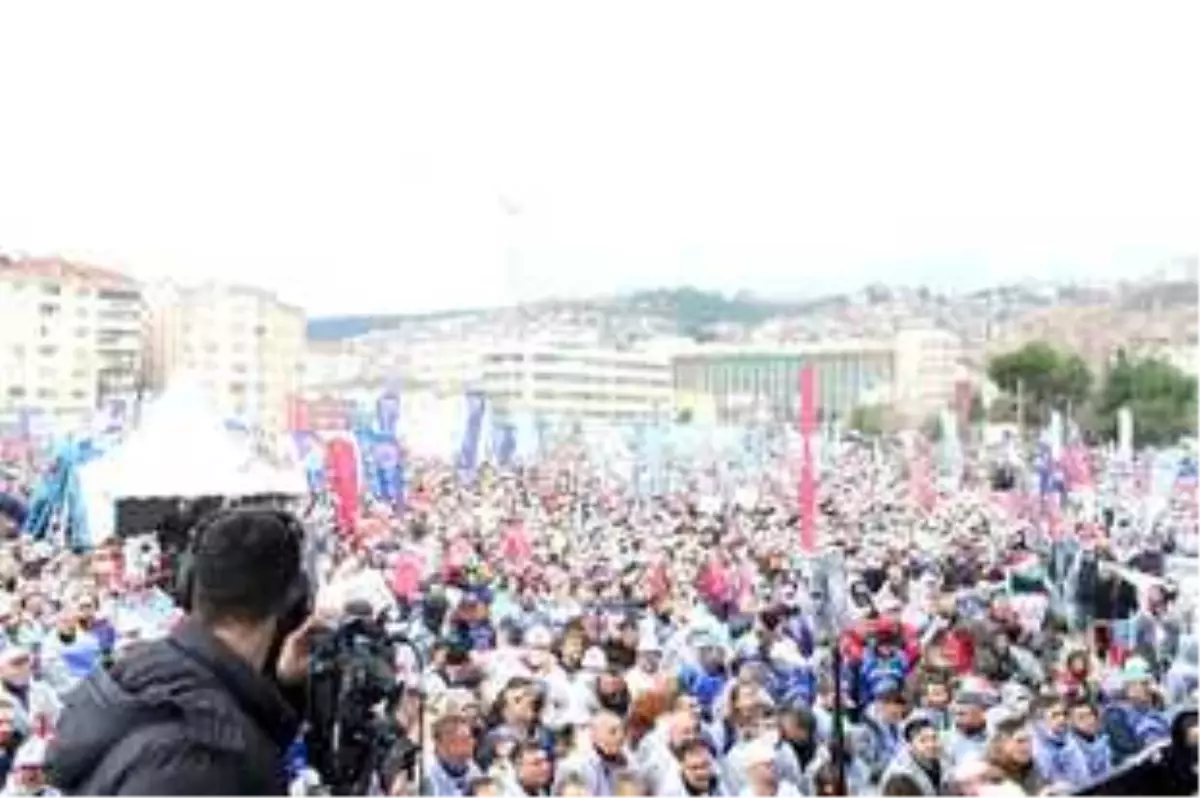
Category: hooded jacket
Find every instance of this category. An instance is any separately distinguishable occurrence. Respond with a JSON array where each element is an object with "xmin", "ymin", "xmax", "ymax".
[{"xmin": 46, "ymin": 619, "xmax": 300, "ymax": 795}]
